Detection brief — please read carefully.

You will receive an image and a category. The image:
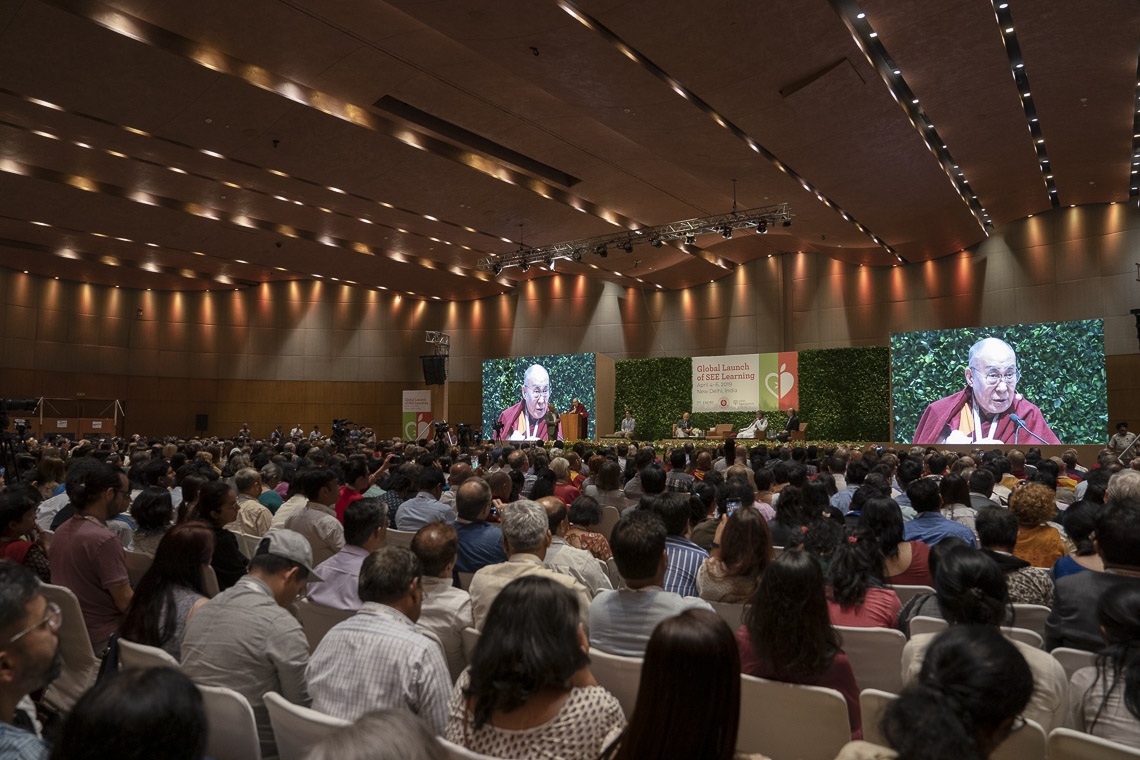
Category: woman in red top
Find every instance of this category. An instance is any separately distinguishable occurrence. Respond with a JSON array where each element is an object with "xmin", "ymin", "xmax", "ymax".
[
  {"xmin": 549, "ymin": 457, "xmax": 582, "ymax": 506},
  {"xmin": 736, "ymin": 550, "xmax": 862, "ymax": 739},
  {"xmin": 826, "ymin": 530, "xmax": 901, "ymax": 628},
  {"xmin": 0, "ymin": 487, "xmax": 51, "ymax": 582},
  {"xmin": 860, "ymin": 497, "xmax": 932, "ymax": 587}
]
